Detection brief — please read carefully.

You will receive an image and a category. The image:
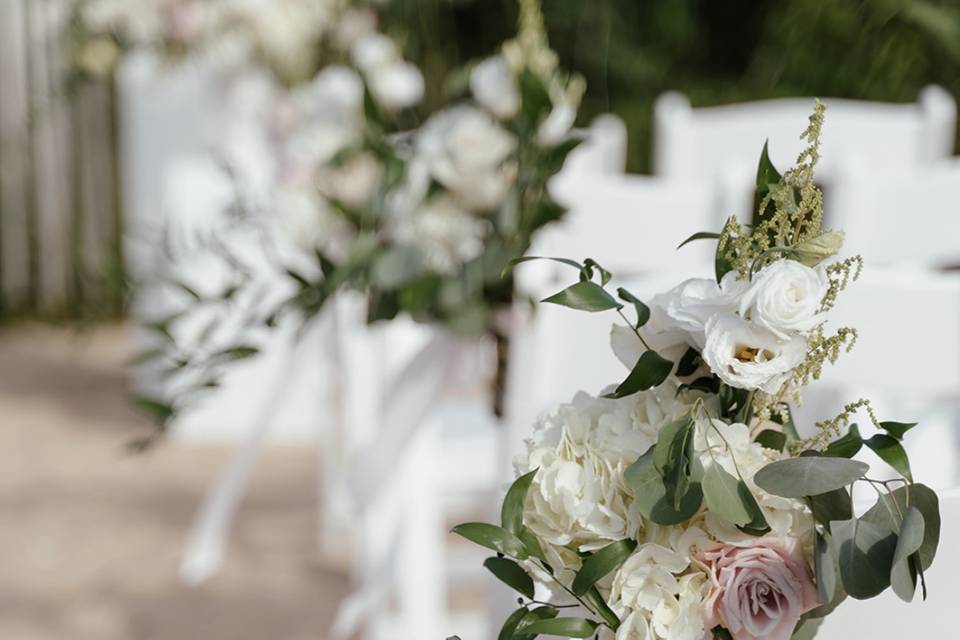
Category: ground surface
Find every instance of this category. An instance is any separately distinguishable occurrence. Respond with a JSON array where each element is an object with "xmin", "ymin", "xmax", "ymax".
[{"xmin": 0, "ymin": 324, "xmax": 349, "ymax": 639}]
